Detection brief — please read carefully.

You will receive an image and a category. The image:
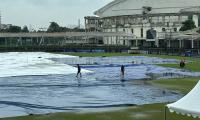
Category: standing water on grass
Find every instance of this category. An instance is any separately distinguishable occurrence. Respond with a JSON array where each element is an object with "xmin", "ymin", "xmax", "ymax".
[{"xmin": 0, "ymin": 52, "xmax": 200, "ymax": 118}]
